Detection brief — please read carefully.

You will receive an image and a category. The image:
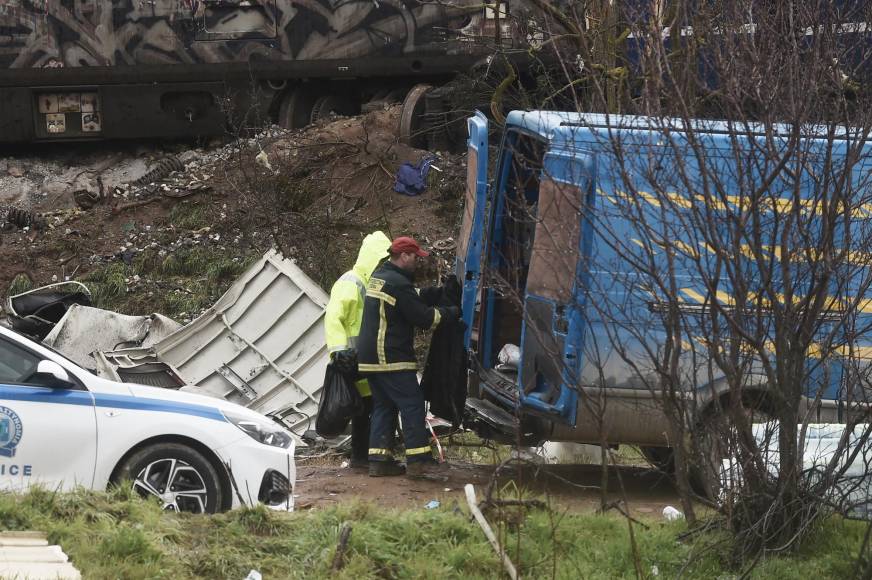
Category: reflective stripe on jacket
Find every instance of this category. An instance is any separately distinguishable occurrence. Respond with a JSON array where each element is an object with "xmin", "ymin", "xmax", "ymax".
[
  {"xmin": 324, "ymin": 231, "xmax": 391, "ymax": 396},
  {"xmin": 357, "ymin": 261, "xmax": 444, "ymax": 373}
]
